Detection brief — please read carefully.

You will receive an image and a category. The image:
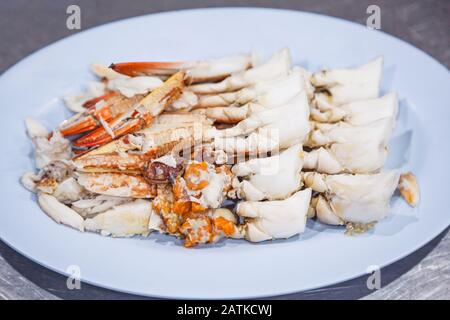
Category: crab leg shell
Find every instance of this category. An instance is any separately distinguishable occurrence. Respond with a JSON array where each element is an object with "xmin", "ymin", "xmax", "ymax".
[
  {"xmin": 82, "ymin": 91, "xmax": 118, "ymax": 109},
  {"xmin": 77, "ymin": 173, "xmax": 156, "ymax": 198},
  {"xmin": 73, "ymin": 71, "xmax": 185, "ymax": 148},
  {"xmin": 110, "ymin": 54, "xmax": 252, "ymax": 83},
  {"xmin": 110, "ymin": 61, "xmax": 196, "ymax": 77},
  {"xmin": 74, "ymin": 122, "xmax": 214, "ymax": 173},
  {"xmin": 59, "ymin": 93, "xmax": 143, "ymax": 137}
]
